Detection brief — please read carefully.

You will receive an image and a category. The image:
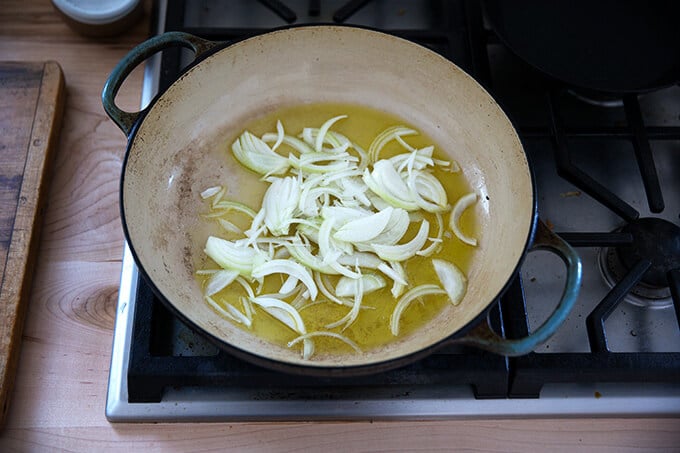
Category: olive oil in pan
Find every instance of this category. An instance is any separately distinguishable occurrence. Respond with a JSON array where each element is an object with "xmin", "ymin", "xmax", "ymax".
[{"xmin": 199, "ymin": 102, "xmax": 479, "ymax": 356}]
